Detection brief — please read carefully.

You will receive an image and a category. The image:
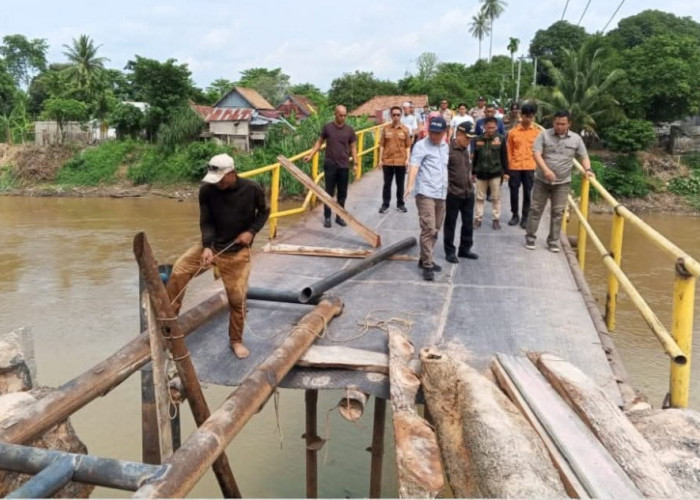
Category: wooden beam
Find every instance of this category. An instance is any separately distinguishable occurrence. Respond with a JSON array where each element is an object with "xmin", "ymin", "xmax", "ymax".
[
  {"xmin": 262, "ymin": 243, "xmax": 416, "ymax": 261},
  {"xmin": 277, "ymin": 155, "xmax": 381, "ymax": 248},
  {"xmin": 388, "ymin": 326, "xmax": 443, "ymax": 498},
  {"xmin": 368, "ymin": 397, "xmax": 387, "ymax": 499},
  {"xmin": 532, "ymin": 352, "xmax": 681, "ymax": 497},
  {"xmin": 297, "ymin": 345, "xmax": 388, "ymax": 374}
]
